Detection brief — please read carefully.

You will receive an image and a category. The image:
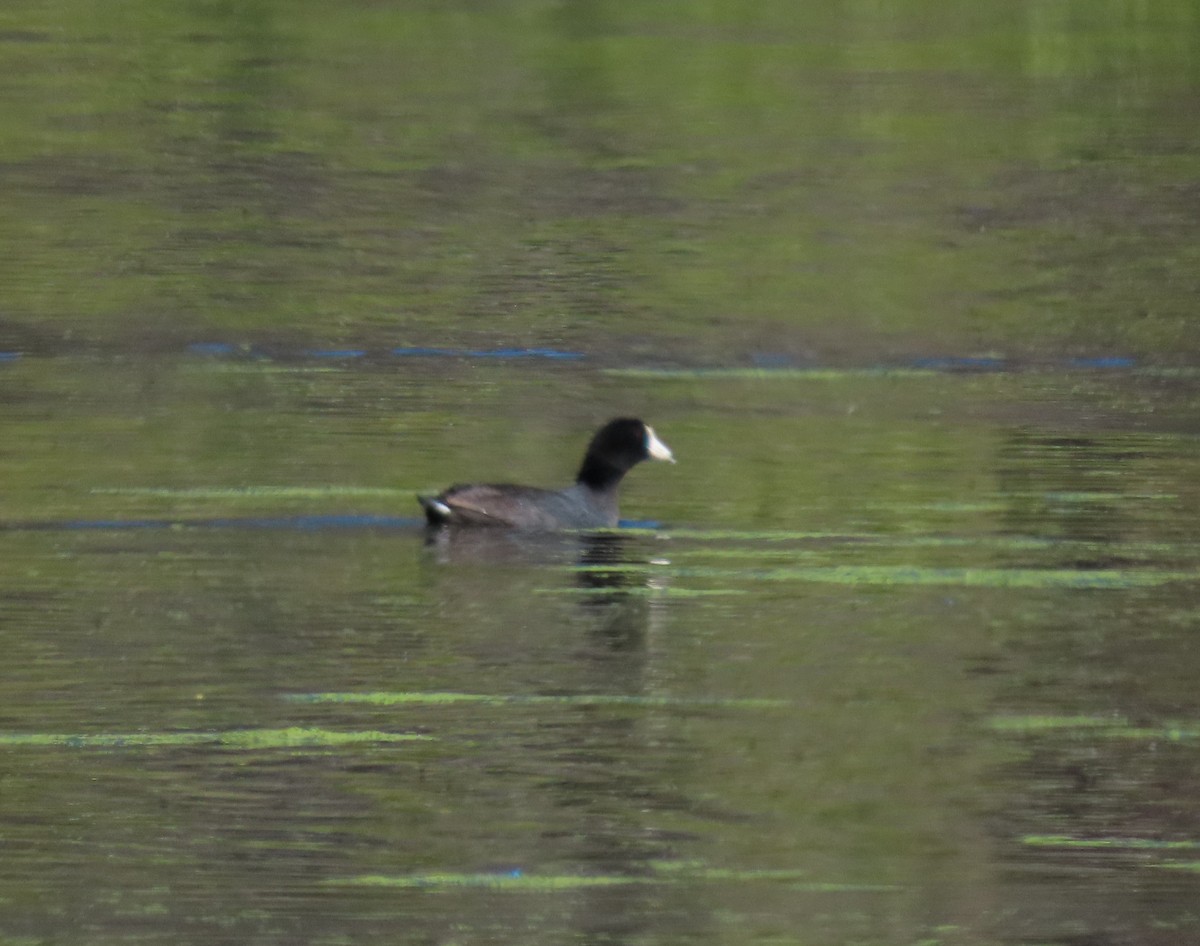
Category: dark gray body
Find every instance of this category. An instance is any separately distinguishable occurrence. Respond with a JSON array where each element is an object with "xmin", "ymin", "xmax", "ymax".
[{"xmin": 419, "ymin": 482, "xmax": 618, "ymax": 530}]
